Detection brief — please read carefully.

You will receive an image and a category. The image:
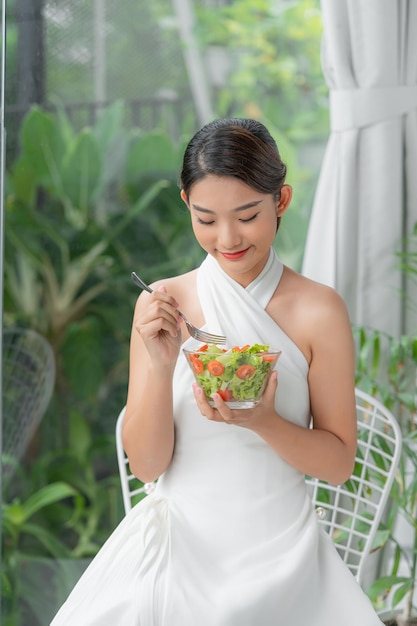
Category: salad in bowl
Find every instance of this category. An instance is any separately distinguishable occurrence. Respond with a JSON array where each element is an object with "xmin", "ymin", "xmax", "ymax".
[{"xmin": 183, "ymin": 343, "xmax": 281, "ymax": 409}]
